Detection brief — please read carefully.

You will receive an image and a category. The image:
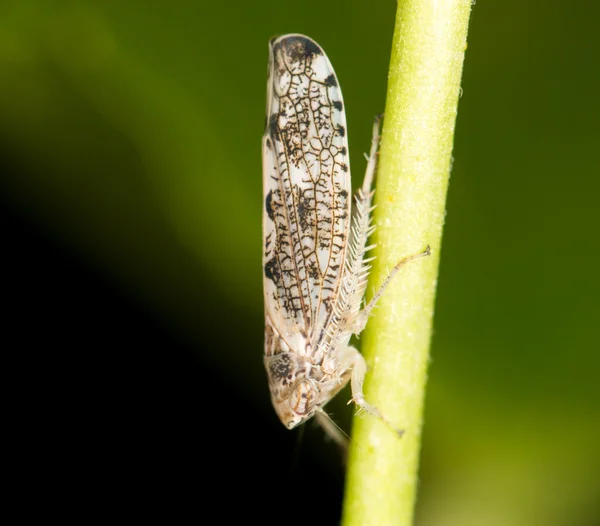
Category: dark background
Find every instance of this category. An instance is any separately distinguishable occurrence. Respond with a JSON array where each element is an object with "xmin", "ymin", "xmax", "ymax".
[{"xmin": 2, "ymin": 1, "xmax": 599, "ymax": 524}]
